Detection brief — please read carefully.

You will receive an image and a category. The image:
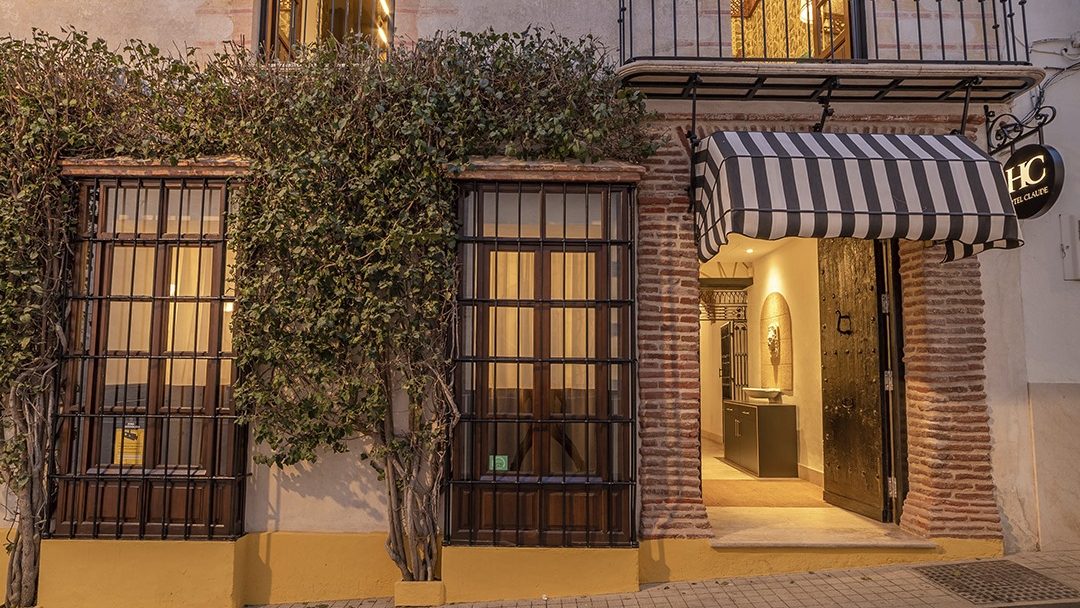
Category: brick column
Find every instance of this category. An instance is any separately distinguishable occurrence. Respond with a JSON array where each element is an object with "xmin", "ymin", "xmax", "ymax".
[
  {"xmin": 897, "ymin": 241, "xmax": 1003, "ymax": 539},
  {"xmin": 635, "ymin": 130, "xmax": 712, "ymax": 539}
]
